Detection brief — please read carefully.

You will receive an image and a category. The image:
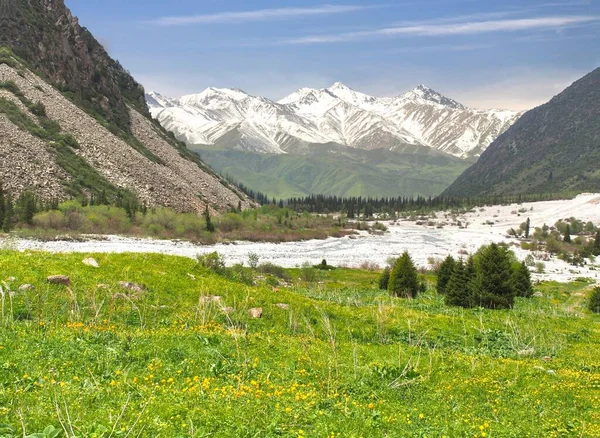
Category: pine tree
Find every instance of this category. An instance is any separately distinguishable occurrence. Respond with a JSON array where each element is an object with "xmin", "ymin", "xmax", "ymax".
[
  {"xmin": 464, "ymin": 256, "xmax": 479, "ymax": 306},
  {"xmin": 525, "ymin": 218, "xmax": 530, "ymax": 239},
  {"xmin": 436, "ymin": 255, "xmax": 456, "ymax": 295},
  {"xmin": 0, "ymin": 181, "xmax": 5, "ymax": 228},
  {"xmin": 388, "ymin": 251, "xmax": 419, "ymax": 298},
  {"xmin": 594, "ymin": 231, "xmax": 600, "ymax": 256},
  {"xmin": 204, "ymin": 205, "xmax": 215, "ymax": 233},
  {"xmin": 445, "ymin": 260, "xmax": 471, "ymax": 308},
  {"xmin": 564, "ymin": 224, "xmax": 571, "ymax": 243},
  {"xmin": 475, "ymin": 243, "xmax": 515, "ymax": 309},
  {"xmin": 3, "ymin": 193, "xmax": 13, "ymax": 231},
  {"xmin": 512, "ymin": 261, "xmax": 534, "ymax": 298},
  {"xmin": 379, "ymin": 267, "xmax": 391, "ymax": 290}
]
